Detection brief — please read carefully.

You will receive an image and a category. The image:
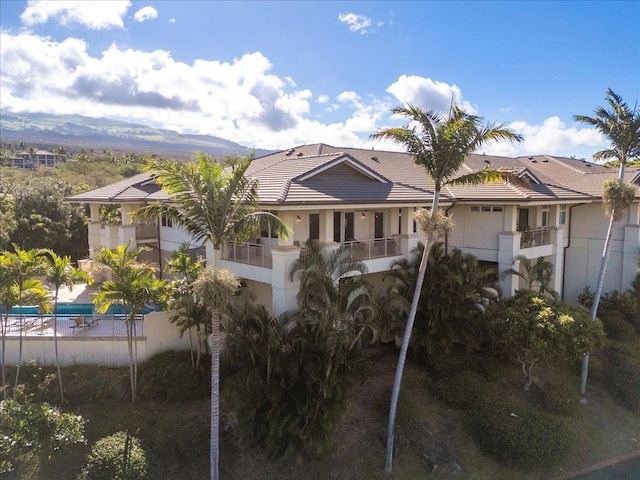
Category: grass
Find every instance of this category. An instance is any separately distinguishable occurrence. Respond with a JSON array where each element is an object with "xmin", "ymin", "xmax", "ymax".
[{"xmin": 2, "ymin": 345, "xmax": 639, "ymax": 479}]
